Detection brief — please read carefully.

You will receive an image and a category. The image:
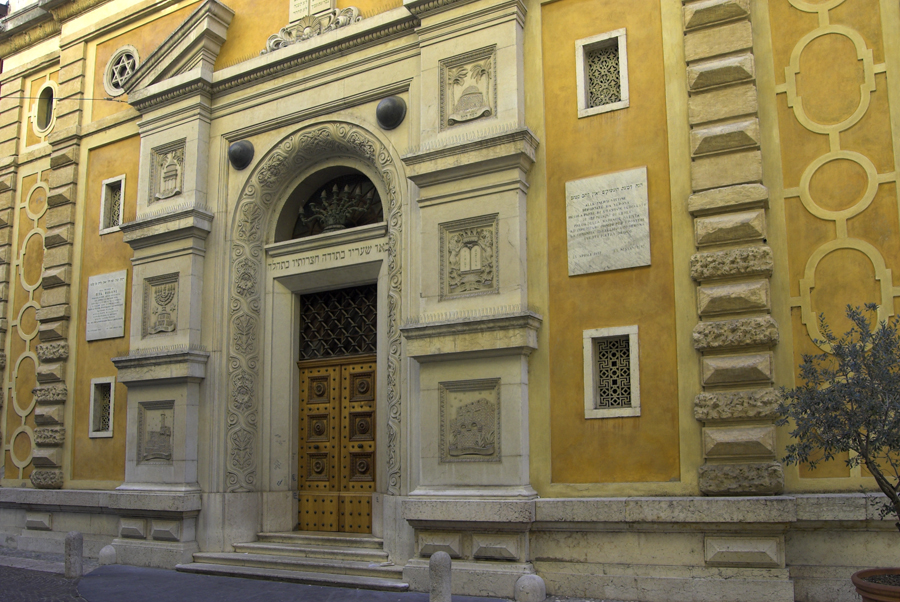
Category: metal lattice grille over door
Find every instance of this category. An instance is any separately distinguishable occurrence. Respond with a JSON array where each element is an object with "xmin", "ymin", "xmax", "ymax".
[
  {"xmin": 299, "ymin": 285, "xmax": 376, "ymax": 360},
  {"xmin": 298, "ymin": 357, "xmax": 376, "ymax": 533}
]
